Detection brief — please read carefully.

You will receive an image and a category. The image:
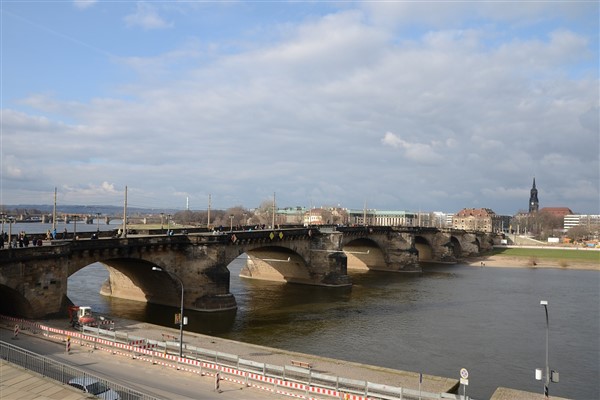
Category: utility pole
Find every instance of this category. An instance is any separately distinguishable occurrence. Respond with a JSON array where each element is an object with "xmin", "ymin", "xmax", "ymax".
[
  {"xmin": 272, "ymin": 192, "xmax": 276, "ymax": 229},
  {"xmin": 207, "ymin": 194, "xmax": 211, "ymax": 228},
  {"xmin": 52, "ymin": 187, "xmax": 57, "ymax": 232},
  {"xmin": 121, "ymin": 186, "xmax": 128, "ymax": 238}
]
